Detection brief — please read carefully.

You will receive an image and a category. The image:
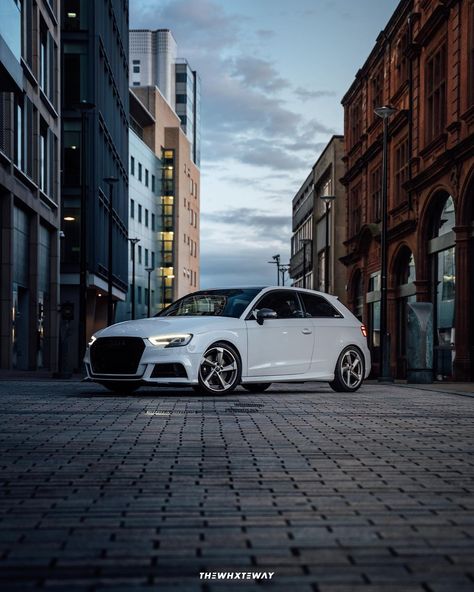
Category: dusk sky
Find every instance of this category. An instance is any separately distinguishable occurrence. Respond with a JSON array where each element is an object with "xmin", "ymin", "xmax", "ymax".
[{"xmin": 129, "ymin": 0, "xmax": 400, "ymax": 288}]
